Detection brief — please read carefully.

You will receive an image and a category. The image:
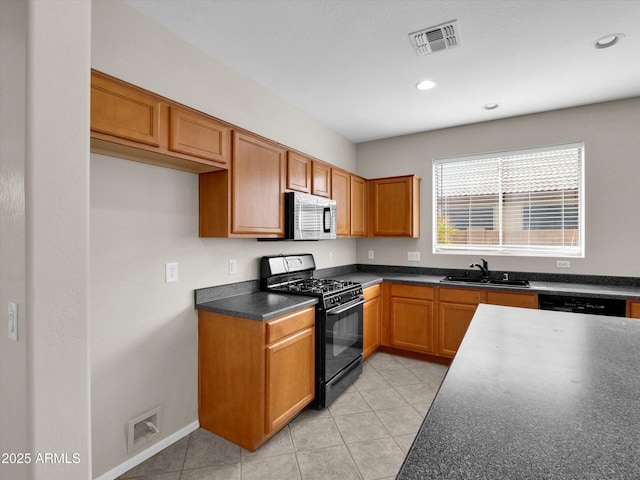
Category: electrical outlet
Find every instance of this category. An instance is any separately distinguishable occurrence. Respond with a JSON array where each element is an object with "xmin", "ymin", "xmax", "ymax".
[
  {"xmin": 368, "ymin": 250, "xmax": 374, "ymax": 260},
  {"xmin": 556, "ymin": 260, "xmax": 571, "ymax": 269},
  {"xmin": 165, "ymin": 263, "xmax": 178, "ymax": 283},
  {"xmin": 407, "ymin": 252, "xmax": 421, "ymax": 262},
  {"xmin": 228, "ymin": 259, "xmax": 237, "ymax": 274},
  {"xmin": 7, "ymin": 302, "xmax": 18, "ymax": 341}
]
